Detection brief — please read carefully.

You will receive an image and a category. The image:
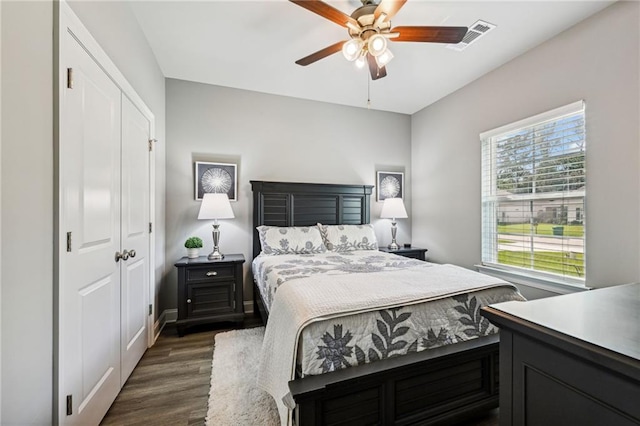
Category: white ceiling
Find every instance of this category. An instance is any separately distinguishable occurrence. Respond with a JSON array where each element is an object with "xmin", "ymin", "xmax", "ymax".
[{"xmin": 130, "ymin": 0, "xmax": 614, "ymax": 114}]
